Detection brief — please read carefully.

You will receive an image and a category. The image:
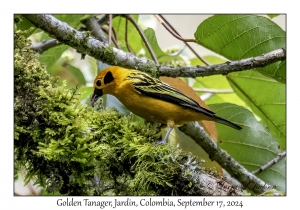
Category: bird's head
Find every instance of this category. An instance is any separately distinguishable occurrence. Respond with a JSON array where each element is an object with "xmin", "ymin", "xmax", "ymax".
[{"xmin": 91, "ymin": 66, "xmax": 126, "ymax": 107}]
